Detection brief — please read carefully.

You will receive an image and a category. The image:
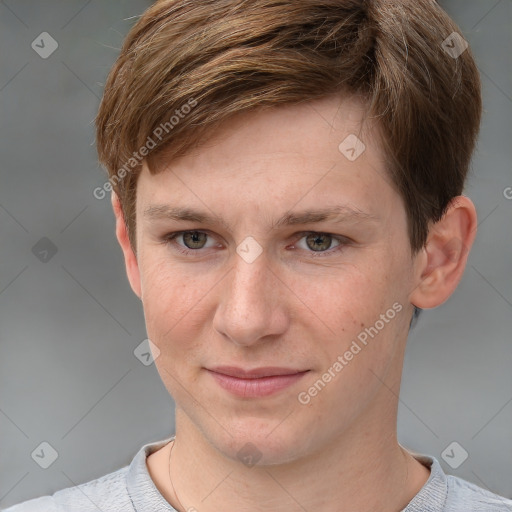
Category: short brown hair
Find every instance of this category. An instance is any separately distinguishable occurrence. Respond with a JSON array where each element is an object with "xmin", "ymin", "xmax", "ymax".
[{"xmin": 96, "ymin": 0, "xmax": 482, "ymax": 253}]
